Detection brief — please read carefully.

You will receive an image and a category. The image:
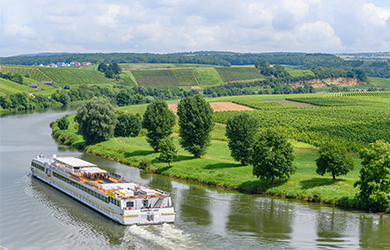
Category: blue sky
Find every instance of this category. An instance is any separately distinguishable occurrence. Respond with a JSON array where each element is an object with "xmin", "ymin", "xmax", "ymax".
[{"xmin": 0, "ymin": 0, "xmax": 389, "ymax": 57}]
